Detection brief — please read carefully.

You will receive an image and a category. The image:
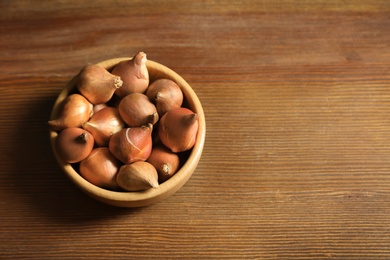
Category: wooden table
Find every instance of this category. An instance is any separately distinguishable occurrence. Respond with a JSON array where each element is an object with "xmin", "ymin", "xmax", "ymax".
[{"xmin": 1, "ymin": 1, "xmax": 390, "ymax": 259}]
